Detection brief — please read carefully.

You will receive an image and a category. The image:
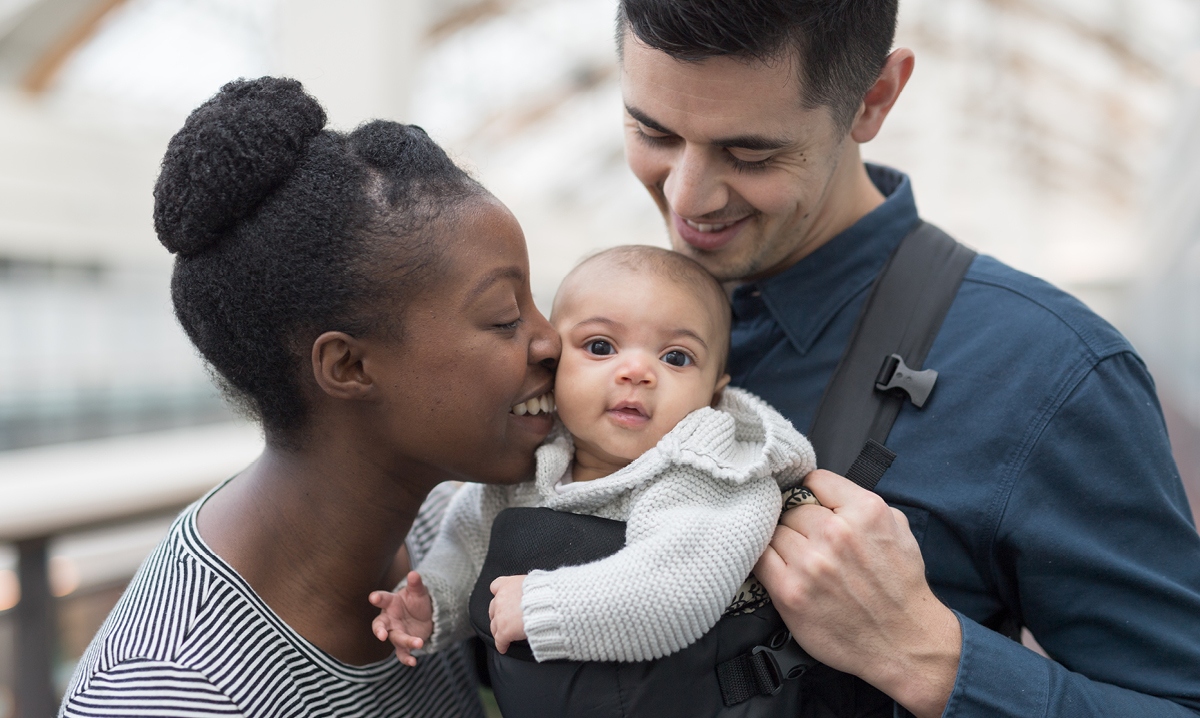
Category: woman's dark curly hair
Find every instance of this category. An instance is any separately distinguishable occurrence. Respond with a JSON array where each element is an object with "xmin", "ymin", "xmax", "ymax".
[{"xmin": 154, "ymin": 76, "xmax": 484, "ymax": 448}]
